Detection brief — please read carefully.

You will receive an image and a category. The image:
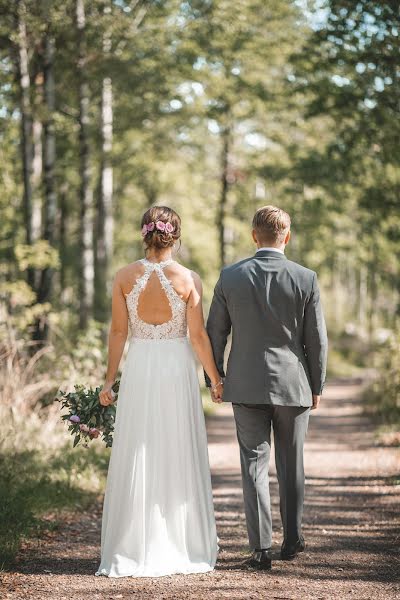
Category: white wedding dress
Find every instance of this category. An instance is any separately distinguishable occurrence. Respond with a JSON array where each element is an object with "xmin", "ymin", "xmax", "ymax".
[{"xmin": 95, "ymin": 258, "xmax": 219, "ymax": 578}]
